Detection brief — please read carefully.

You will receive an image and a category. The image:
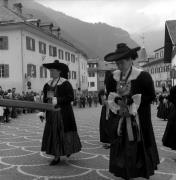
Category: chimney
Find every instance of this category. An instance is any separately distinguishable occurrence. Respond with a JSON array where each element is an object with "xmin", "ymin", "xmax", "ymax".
[
  {"xmin": 25, "ymin": 19, "xmax": 41, "ymax": 27},
  {"xmin": 40, "ymin": 23, "xmax": 53, "ymax": 32},
  {"xmin": 0, "ymin": 0, "xmax": 8, "ymax": 7},
  {"xmin": 13, "ymin": 3, "xmax": 23, "ymax": 15},
  {"xmin": 52, "ymin": 27, "xmax": 61, "ymax": 38}
]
